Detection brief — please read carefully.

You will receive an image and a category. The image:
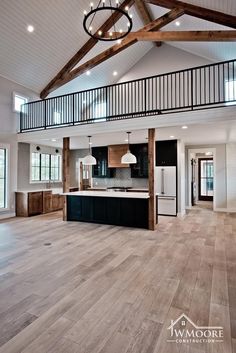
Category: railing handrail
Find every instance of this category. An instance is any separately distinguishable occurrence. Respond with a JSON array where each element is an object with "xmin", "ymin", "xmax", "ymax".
[{"xmin": 24, "ymin": 58, "xmax": 236, "ymax": 105}]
